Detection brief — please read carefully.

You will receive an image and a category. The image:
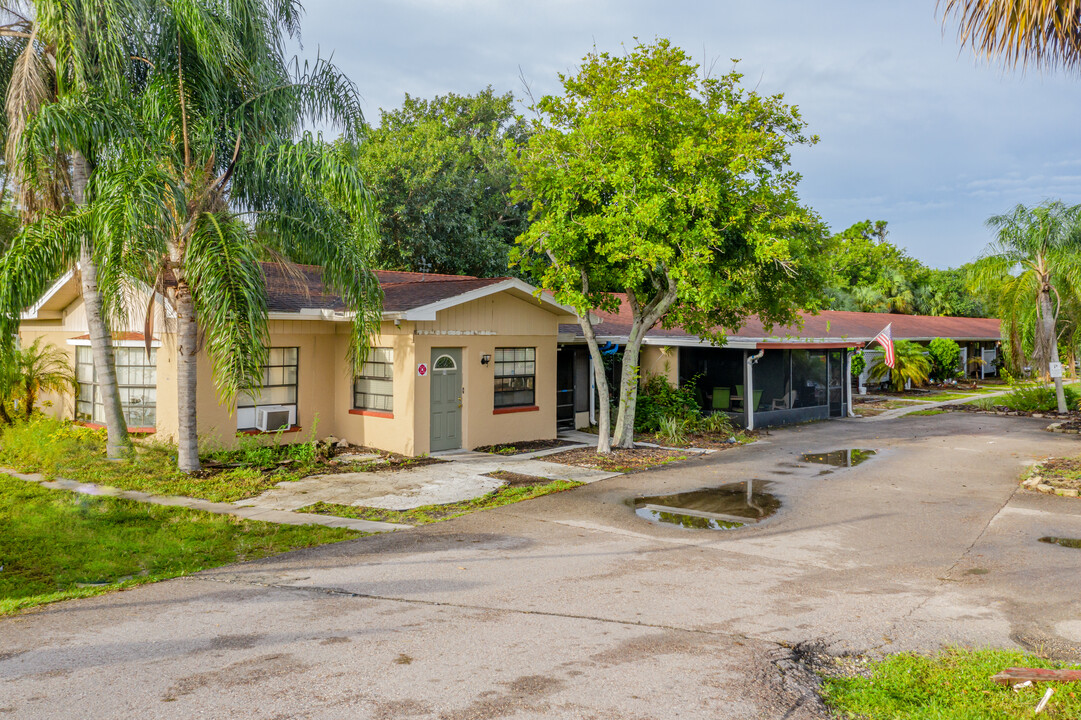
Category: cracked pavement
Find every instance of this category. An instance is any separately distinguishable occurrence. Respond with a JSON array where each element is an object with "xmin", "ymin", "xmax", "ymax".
[{"xmin": 3, "ymin": 412, "xmax": 1081, "ymax": 718}]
